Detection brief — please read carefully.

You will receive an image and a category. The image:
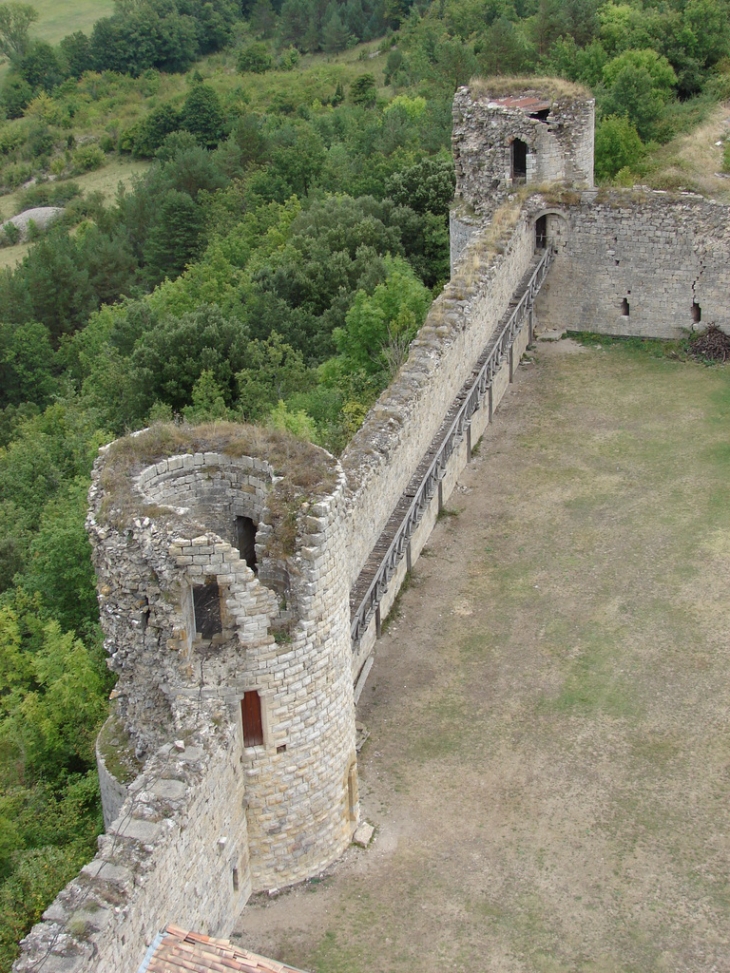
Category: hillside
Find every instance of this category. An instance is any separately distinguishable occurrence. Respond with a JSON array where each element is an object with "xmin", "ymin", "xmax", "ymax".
[{"xmin": 23, "ymin": 0, "xmax": 115, "ymax": 44}]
